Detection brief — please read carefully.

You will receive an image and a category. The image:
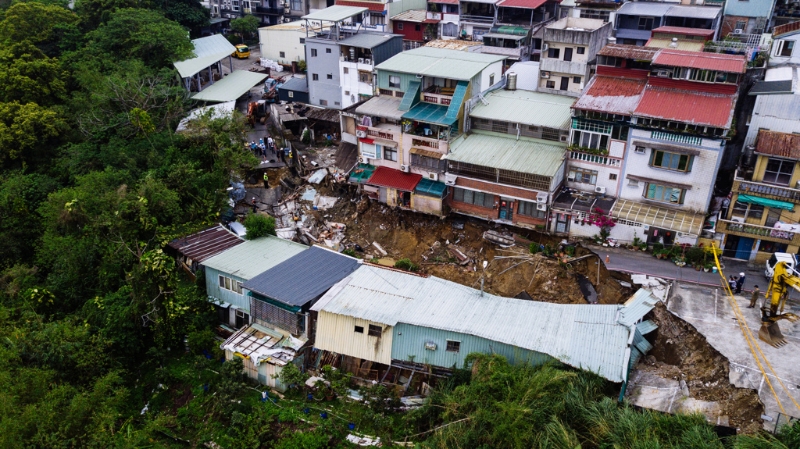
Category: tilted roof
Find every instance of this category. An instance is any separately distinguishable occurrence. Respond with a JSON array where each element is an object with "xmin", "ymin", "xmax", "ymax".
[
  {"xmin": 653, "ymin": 49, "xmax": 746, "ymax": 73},
  {"xmin": 167, "ymin": 224, "xmax": 243, "ymax": 263},
  {"xmin": 469, "ymin": 89, "xmax": 575, "ymax": 129},
  {"xmin": 355, "ymin": 95, "xmax": 405, "ymax": 120},
  {"xmin": 756, "ymin": 130, "xmax": 800, "ymax": 160},
  {"xmin": 497, "ymin": 0, "xmax": 547, "ymax": 9},
  {"xmin": 367, "ymin": 166, "xmax": 423, "ymax": 191},
  {"xmin": 191, "ymin": 70, "xmax": 268, "ymax": 103},
  {"xmin": 634, "ymin": 86, "xmax": 735, "ymax": 128},
  {"xmin": 651, "ymin": 26, "xmax": 715, "ymax": 38},
  {"xmin": 312, "ymin": 264, "xmax": 660, "ymax": 382},
  {"xmin": 573, "ymin": 76, "xmax": 647, "ymax": 115},
  {"xmin": 376, "ymin": 46, "xmax": 505, "ymax": 80},
  {"xmin": 598, "ymin": 44, "xmax": 658, "ymax": 61},
  {"xmin": 391, "ymin": 9, "xmax": 432, "ymax": 22},
  {"xmin": 446, "ymin": 131, "xmax": 565, "ymax": 177},
  {"xmin": 173, "ymin": 34, "xmax": 237, "ymax": 78},
  {"xmin": 340, "ymin": 33, "xmax": 400, "ymax": 49},
  {"xmin": 303, "ymin": 5, "xmax": 368, "ymax": 21},
  {"xmin": 203, "ymin": 236, "xmax": 307, "ymax": 280}
]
